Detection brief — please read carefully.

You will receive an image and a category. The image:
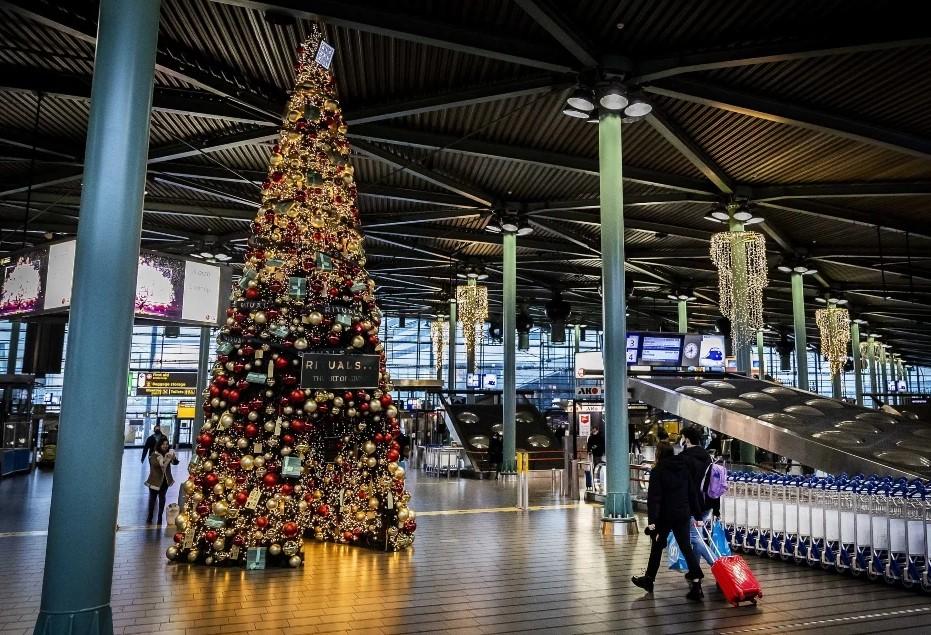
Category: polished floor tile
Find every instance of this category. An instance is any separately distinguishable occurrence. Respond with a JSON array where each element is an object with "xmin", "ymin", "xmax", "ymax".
[{"xmin": 1, "ymin": 451, "xmax": 928, "ymax": 634}]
